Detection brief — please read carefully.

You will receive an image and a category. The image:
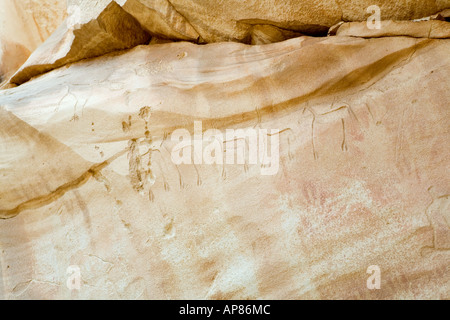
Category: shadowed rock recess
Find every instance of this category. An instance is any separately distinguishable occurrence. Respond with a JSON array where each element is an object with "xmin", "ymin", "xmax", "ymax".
[{"xmin": 0, "ymin": 0, "xmax": 449, "ymax": 299}]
